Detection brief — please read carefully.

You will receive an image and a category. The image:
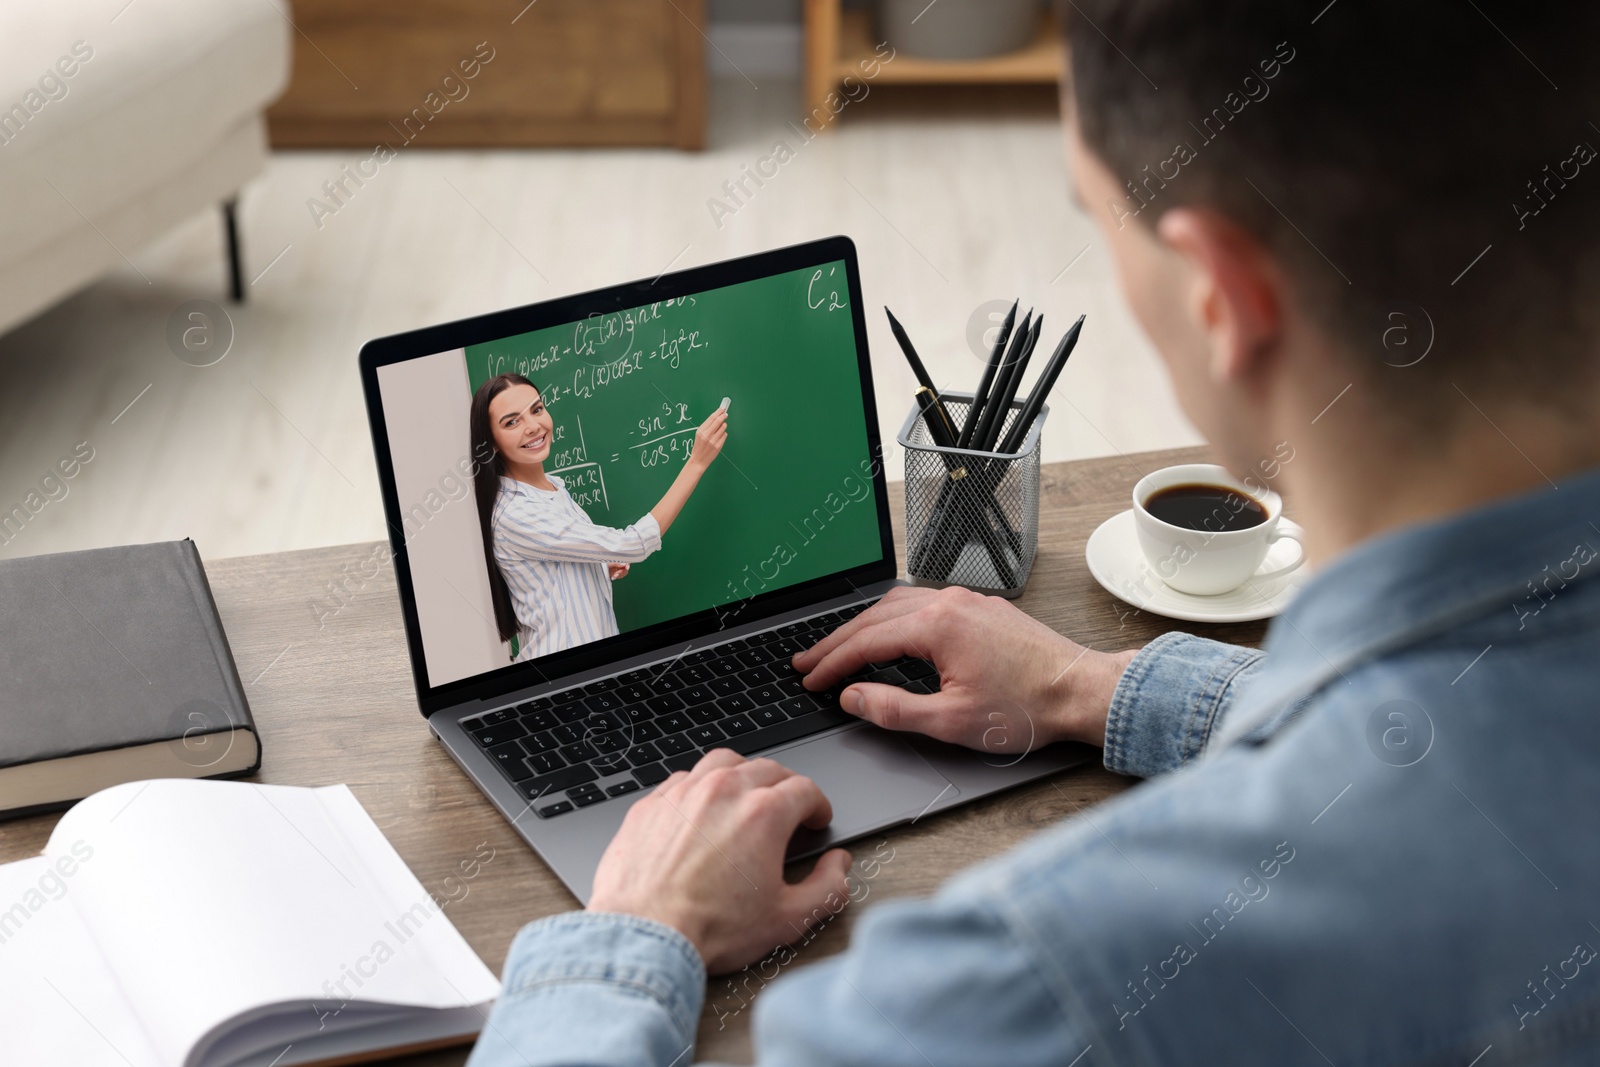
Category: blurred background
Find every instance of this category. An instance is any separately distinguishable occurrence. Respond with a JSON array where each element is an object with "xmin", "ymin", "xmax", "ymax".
[{"xmin": 0, "ymin": 0, "xmax": 1199, "ymax": 564}]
